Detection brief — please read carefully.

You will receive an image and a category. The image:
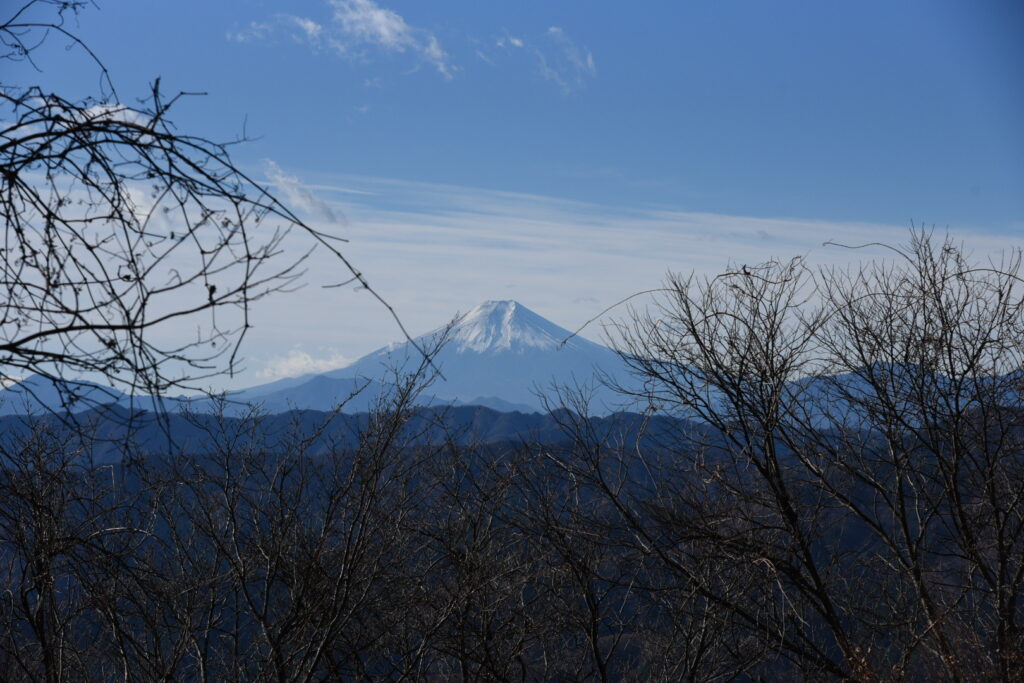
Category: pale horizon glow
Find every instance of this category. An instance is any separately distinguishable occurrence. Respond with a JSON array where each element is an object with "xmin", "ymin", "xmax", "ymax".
[{"xmin": 228, "ymin": 169, "xmax": 1018, "ymax": 390}]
